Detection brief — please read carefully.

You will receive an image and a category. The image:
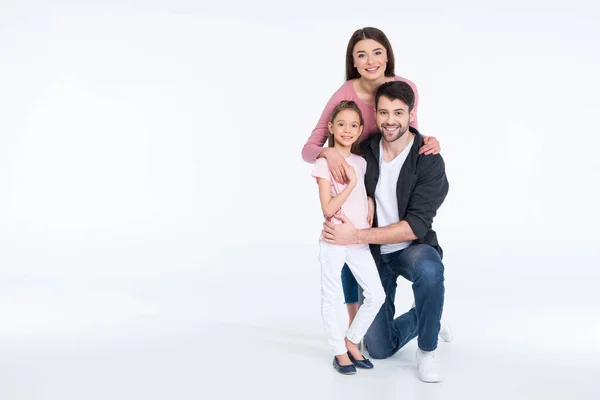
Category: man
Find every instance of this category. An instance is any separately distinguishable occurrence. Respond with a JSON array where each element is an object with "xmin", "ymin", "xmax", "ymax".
[{"xmin": 322, "ymin": 81, "xmax": 450, "ymax": 382}]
